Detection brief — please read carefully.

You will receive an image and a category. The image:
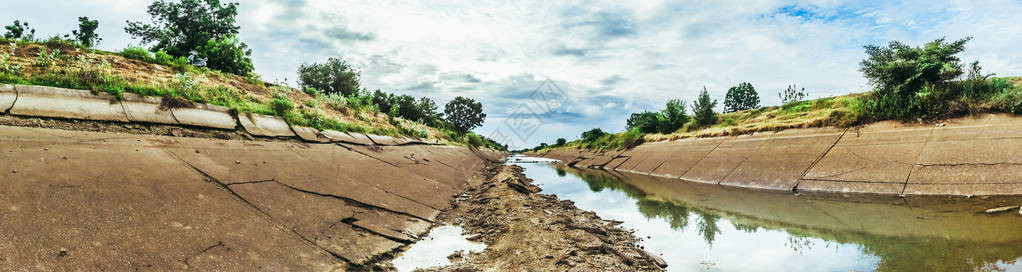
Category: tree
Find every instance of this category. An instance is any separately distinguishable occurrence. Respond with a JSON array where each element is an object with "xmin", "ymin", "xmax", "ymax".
[
  {"xmin": 196, "ymin": 35, "xmax": 252, "ymax": 75},
  {"xmin": 3, "ymin": 20, "xmax": 35, "ymax": 40},
  {"xmin": 72, "ymin": 17, "xmax": 101, "ymax": 48},
  {"xmin": 779, "ymin": 85, "xmax": 808, "ymax": 105},
  {"xmin": 657, "ymin": 99, "xmax": 688, "ymax": 133},
  {"xmin": 555, "ymin": 138, "xmax": 567, "ymax": 146},
  {"xmin": 125, "ymin": 0, "xmax": 252, "ymax": 73},
  {"xmin": 371, "ymin": 90, "xmax": 392, "ymax": 112},
  {"xmin": 297, "ymin": 57, "xmax": 361, "ymax": 96},
  {"xmin": 860, "ymin": 37, "xmax": 970, "ymax": 95},
  {"xmin": 444, "ymin": 96, "xmax": 486, "ymax": 134},
  {"xmin": 692, "ymin": 87, "xmax": 717, "ymax": 126},
  {"xmin": 580, "ymin": 128, "xmax": 607, "ymax": 142},
  {"xmin": 626, "ymin": 111, "xmax": 660, "ymax": 133},
  {"xmin": 723, "ymin": 82, "xmax": 759, "ymax": 113},
  {"xmin": 416, "ymin": 97, "xmax": 439, "ymax": 124}
]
